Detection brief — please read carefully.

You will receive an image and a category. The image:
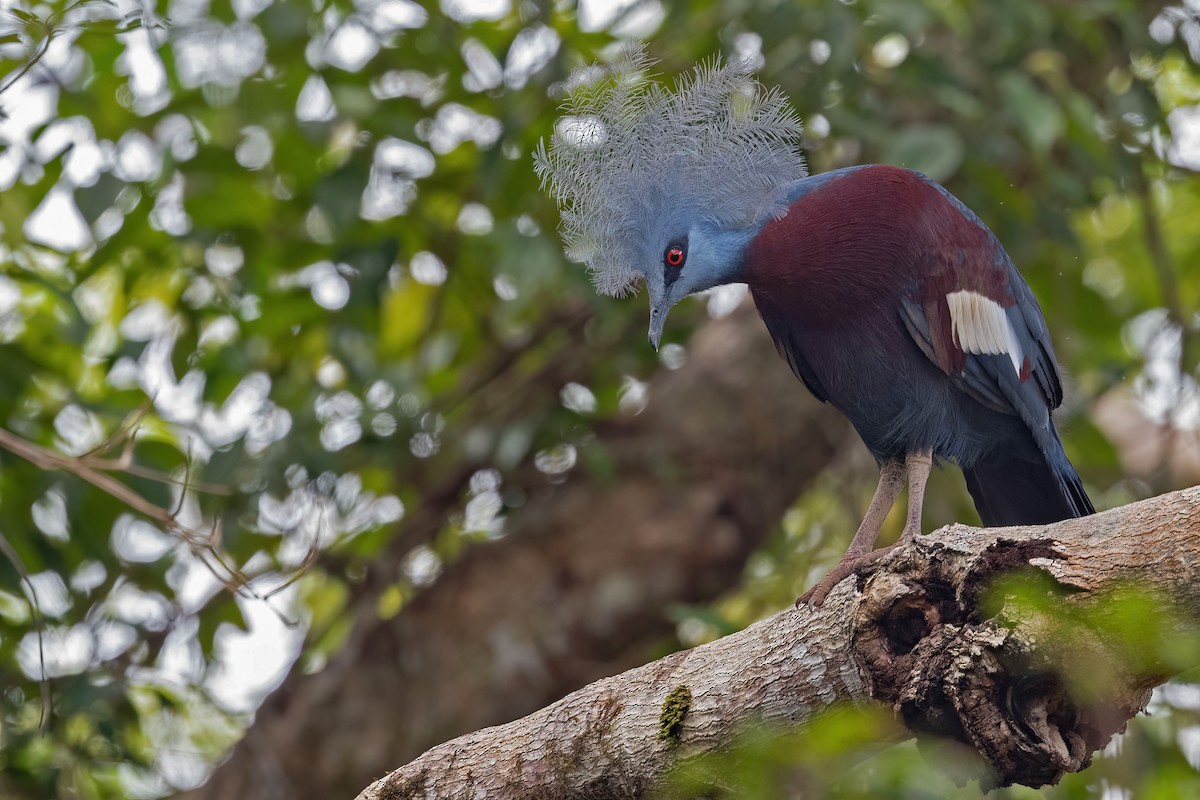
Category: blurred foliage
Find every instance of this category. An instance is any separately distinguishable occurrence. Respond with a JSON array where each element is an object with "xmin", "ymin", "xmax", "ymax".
[
  {"xmin": 0, "ymin": 0, "xmax": 1196, "ymax": 797},
  {"xmin": 661, "ymin": 702, "xmax": 1200, "ymax": 800}
]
